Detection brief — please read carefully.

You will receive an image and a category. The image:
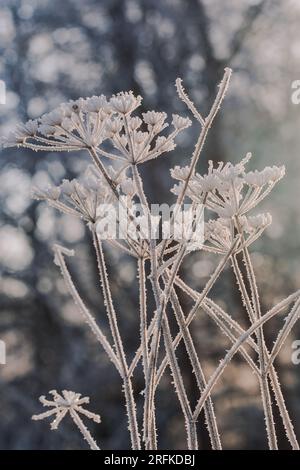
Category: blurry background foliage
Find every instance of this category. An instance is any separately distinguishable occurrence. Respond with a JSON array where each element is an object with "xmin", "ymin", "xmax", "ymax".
[{"xmin": 1, "ymin": 0, "xmax": 300, "ymax": 450}]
